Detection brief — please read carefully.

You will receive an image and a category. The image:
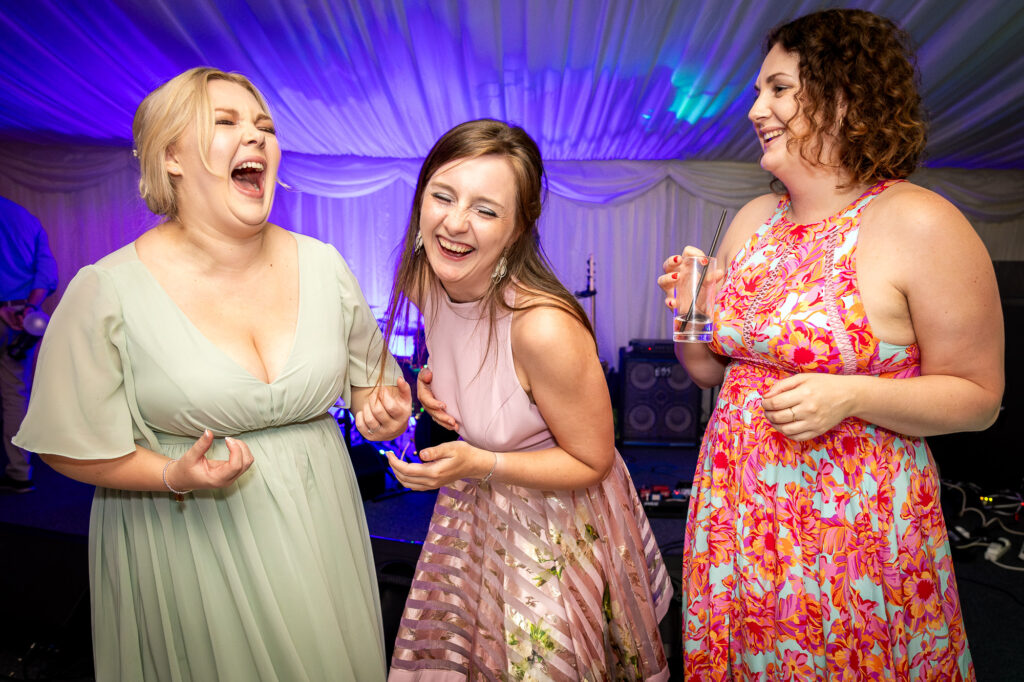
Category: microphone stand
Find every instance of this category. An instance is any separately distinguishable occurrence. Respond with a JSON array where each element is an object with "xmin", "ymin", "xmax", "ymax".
[{"xmin": 574, "ymin": 253, "xmax": 598, "ymax": 348}]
